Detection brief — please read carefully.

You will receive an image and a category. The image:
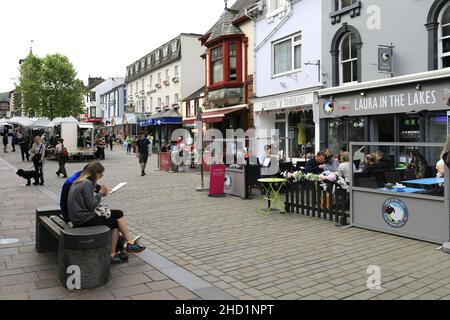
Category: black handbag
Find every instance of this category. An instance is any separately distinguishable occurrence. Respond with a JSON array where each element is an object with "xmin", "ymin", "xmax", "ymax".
[{"xmin": 32, "ymin": 145, "xmax": 43, "ymax": 162}]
